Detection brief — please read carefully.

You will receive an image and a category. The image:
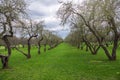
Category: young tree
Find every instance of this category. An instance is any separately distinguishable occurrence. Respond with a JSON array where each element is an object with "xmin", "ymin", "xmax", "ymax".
[
  {"xmin": 42, "ymin": 30, "xmax": 51, "ymax": 52},
  {"xmin": 36, "ymin": 20, "xmax": 44, "ymax": 54},
  {"xmin": 15, "ymin": 20, "xmax": 39, "ymax": 59}
]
